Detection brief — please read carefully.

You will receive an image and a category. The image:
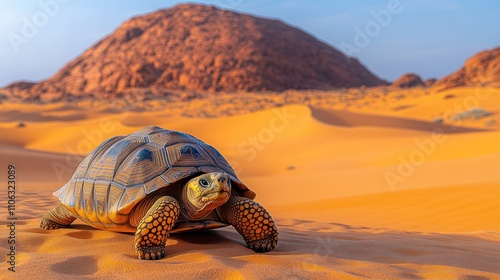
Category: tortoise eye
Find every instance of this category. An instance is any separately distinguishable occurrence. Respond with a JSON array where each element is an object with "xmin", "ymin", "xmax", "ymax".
[{"xmin": 199, "ymin": 179, "xmax": 209, "ymax": 187}]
